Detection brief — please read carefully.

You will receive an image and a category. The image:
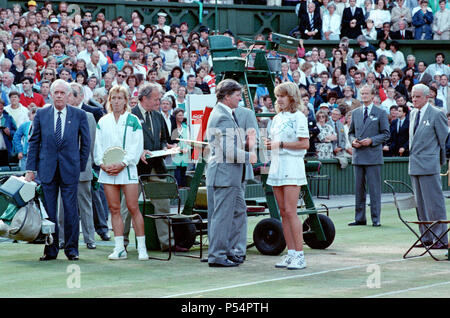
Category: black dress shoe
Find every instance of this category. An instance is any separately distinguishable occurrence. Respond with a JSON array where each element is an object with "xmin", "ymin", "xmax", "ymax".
[
  {"xmin": 430, "ymin": 242, "xmax": 448, "ymax": 250},
  {"xmin": 208, "ymin": 259, "xmax": 239, "ymax": 267},
  {"xmin": 414, "ymin": 241, "xmax": 433, "ymax": 248},
  {"xmin": 227, "ymin": 255, "xmax": 245, "ymax": 264},
  {"xmin": 372, "ymin": 223, "xmax": 381, "ymax": 227},
  {"xmin": 39, "ymin": 255, "xmax": 57, "ymax": 261},
  {"xmin": 348, "ymin": 221, "xmax": 367, "ymax": 226},
  {"xmin": 86, "ymin": 243, "xmax": 96, "ymax": 249},
  {"xmin": 67, "ymin": 255, "xmax": 79, "ymax": 261},
  {"xmin": 100, "ymin": 233, "xmax": 111, "ymax": 241}
]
